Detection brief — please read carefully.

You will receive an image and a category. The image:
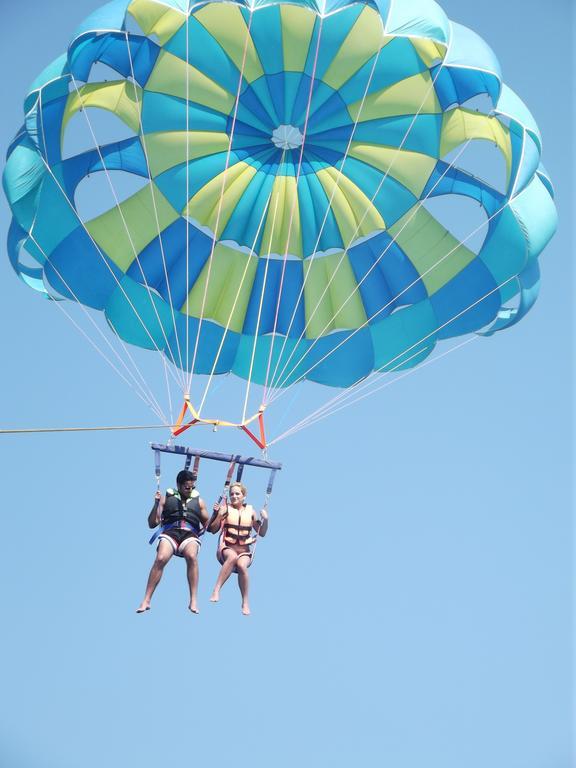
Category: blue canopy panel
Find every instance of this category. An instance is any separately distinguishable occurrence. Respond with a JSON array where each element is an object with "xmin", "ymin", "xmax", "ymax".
[
  {"xmin": 141, "ymin": 92, "xmax": 229, "ymax": 134},
  {"xmin": 71, "ymin": 0, "xmax": 131, "ymax": 39},
  {"xmin": 431, "ymin": 257, "xmax": 501, "ymax": 339},
  {"xmin": 243, "ymin": 258, "xmax": 305, "ymax": 337},
  {"xmin": 433, "ymin": 21, "xmax": 502, "ymax": 109},
  {"xmin": 60, "ymin": 137, "xmax": 148, "ymax": 198},
  {"xmin": 42, "ymin": 226, "xmax": 122, "ymax": 307},
  {"xmin": 7, "ymin": 219, "xmax": 51, "ymax": 297},
  {"xmin": 25, "ymin": 54, "xmax": 70, "ymax": 113},
  {"xmin": 480, "ymin": 261, "xmax": 541, "ymax": 336},
  {"xmin": 384, "ymin": 0, "xmax": 449, "ymax": 43},
  {"xmin": 370, "ymin": 299, "xmax": 437, "ymax": 372},
  {"xmin": 352, "ymin": 115, "xmax": 443, "ymax": 157},
  {"xmin": 34, "ymin": 94, "xmax": 68, "ymax": 168},
  {"xmin": 129, "ymin": 220, "xmax": 213, "ymax": 307},
  {"xmin": 348, "ymin": 232, "xmax": 427, "ymax": 320},
  {"xmin": 423, "ymin": 162, "xmax": 506, "ymax": 216},
  {"xmin": 69, "ymin": 32, "xmax": 160, "ymax": 86}
]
